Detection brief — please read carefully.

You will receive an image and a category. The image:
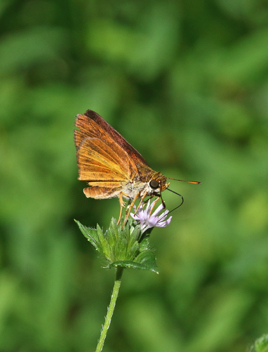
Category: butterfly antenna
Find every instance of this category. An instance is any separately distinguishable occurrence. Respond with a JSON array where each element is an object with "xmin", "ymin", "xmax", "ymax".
[
  {"xmin": 167, "ymin": 177, "xmax": 202, "ymax": 185},
  {"xmin": 166, "ymin": 188, "xmax": 184, "ymax": 214}
]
